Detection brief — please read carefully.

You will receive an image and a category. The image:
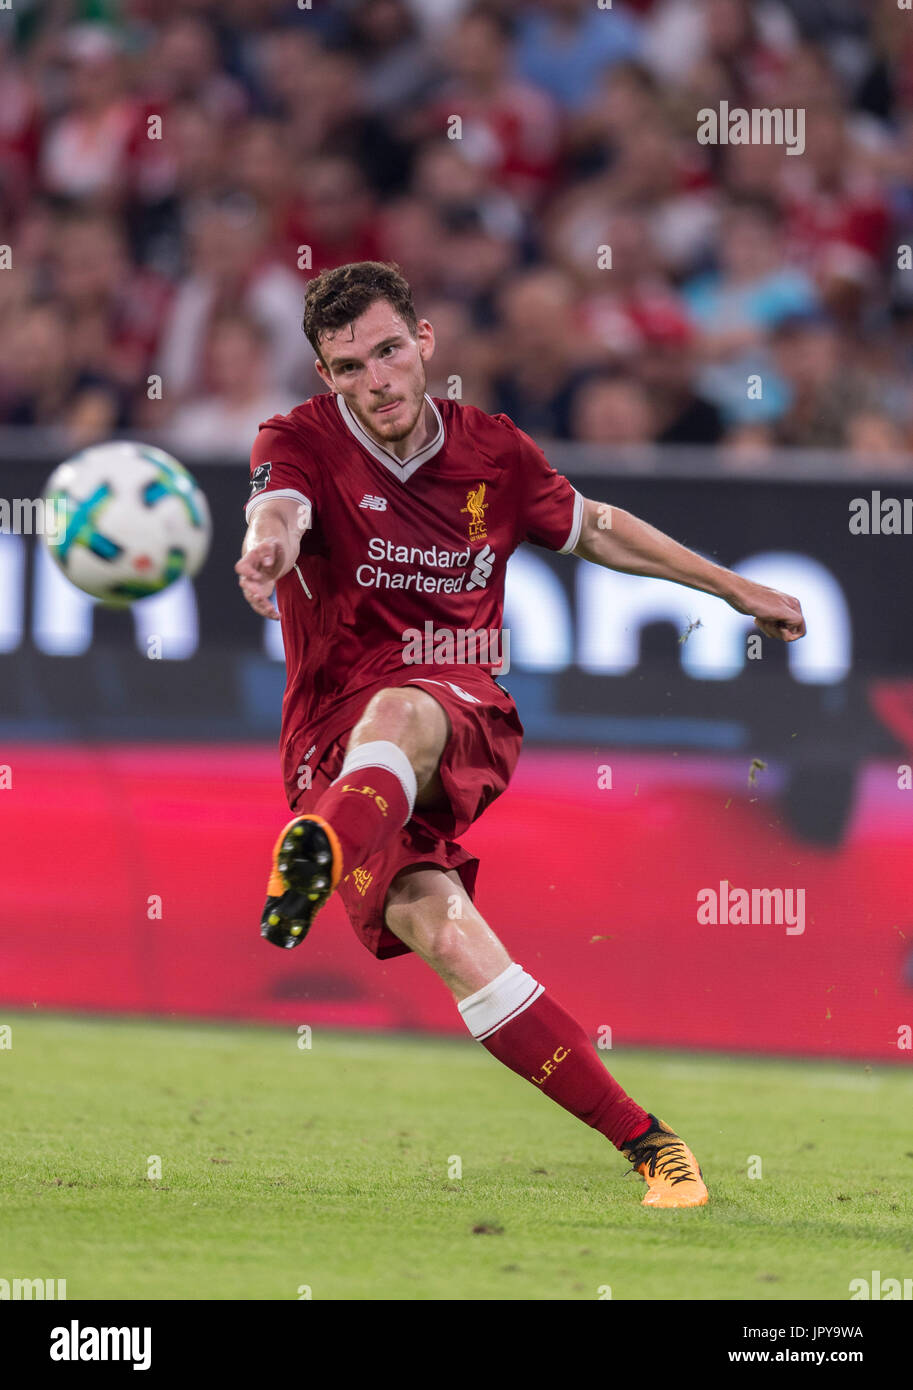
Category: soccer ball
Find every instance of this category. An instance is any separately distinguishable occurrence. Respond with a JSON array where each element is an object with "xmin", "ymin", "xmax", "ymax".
[{"xmin": 43, "ymin": 441, "xmax": 212, "ymax": 606}]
